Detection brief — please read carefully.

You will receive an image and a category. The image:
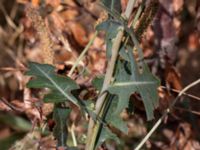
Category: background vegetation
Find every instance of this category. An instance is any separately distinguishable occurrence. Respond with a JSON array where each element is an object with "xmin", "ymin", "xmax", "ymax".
[{"xmin": 0, "ymin": 0, "xmax": 200, "ymax": 149}]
